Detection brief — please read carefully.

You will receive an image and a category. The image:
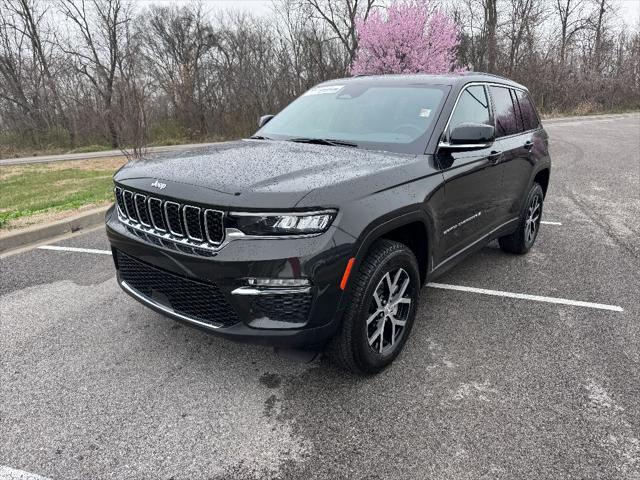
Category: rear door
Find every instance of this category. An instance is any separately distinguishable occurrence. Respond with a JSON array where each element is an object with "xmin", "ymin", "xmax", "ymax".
[
  {"xmin": 488, "ymin": 85, "xmax": 535, "ymax": 218},
  {"xmin": 437, "ymin": 84, "xmax": 504, "ymax": 262},
  {"xmin": 509, "ymin": 90, "xmax": 542, "ymax": 214}
]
